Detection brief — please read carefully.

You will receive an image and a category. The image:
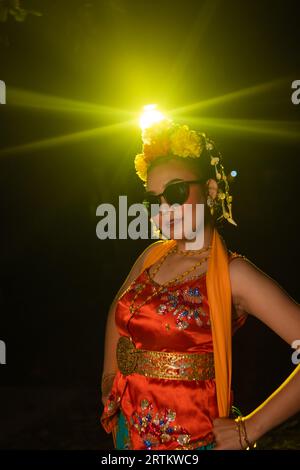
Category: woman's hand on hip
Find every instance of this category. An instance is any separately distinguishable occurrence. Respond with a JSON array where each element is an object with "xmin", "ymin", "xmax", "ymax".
[{"xmin": 212, "ymin": 416, "xmax": 258, "ymax": 450}]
